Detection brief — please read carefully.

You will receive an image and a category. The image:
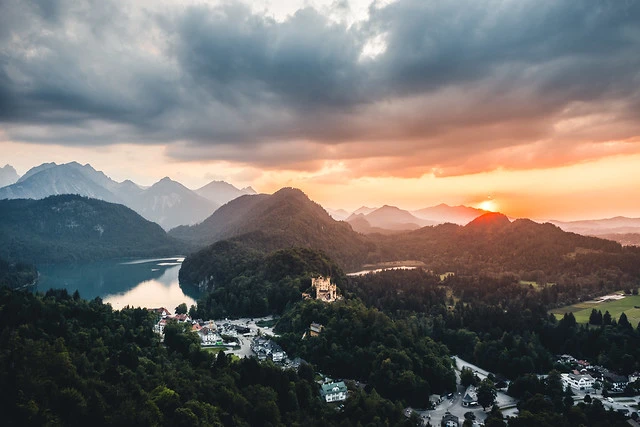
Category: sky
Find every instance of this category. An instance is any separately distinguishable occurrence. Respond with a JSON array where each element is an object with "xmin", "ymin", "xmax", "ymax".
[{"xmin": 1, "ymin": 0, "xmax": 640, "ymax": 220}]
